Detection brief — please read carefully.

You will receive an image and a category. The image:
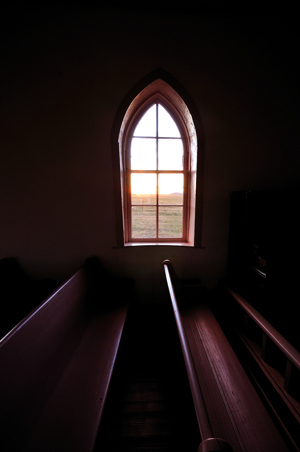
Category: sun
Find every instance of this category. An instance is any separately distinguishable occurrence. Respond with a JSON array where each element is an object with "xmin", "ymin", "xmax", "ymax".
[{"xmin": 131, "ymin": 173, "xmax": 183, "ymax": 195}]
